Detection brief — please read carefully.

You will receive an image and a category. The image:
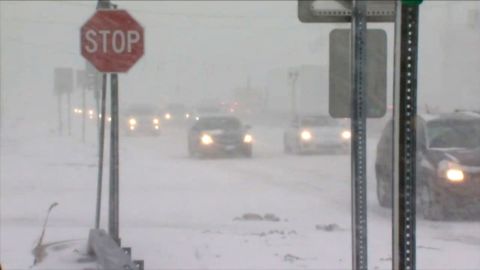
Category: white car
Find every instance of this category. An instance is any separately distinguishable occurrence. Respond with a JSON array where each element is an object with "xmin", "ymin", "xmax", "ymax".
[{"xmin": 283, "ymin": 115, "xmax": 351, "ymax": 154}]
